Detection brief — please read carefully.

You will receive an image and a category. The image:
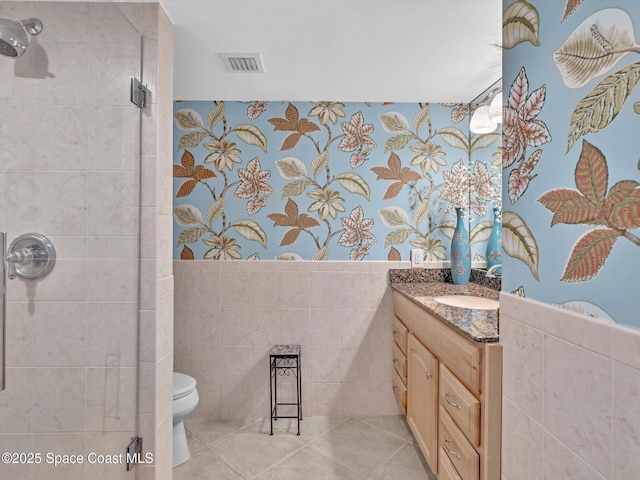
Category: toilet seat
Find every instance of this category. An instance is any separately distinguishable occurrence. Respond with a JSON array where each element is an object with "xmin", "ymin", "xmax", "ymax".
[{"xmin": 173, "ymin": 372, "xmax": 196, "ymax": 400}]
